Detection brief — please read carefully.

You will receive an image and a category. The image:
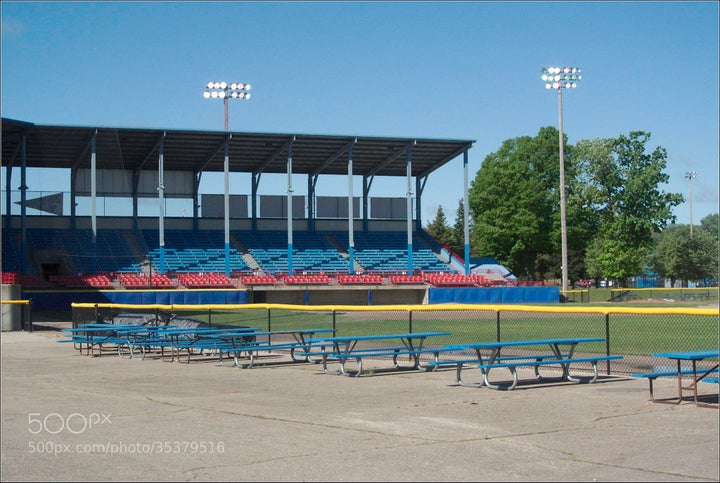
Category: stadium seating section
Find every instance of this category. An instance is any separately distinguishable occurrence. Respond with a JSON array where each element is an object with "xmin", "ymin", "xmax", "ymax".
[
  {"xmin": 117, "ymin": 272, "xmax": 174, "ymax": 289},
  {"xmin": 238, "ymin": 231, "xmax": 347, "ymax": 273},
  {"xmin": 333, "ymin": 231, "xmax": 452, "ymax": 273},
  {"xmin": 1, "ymin": 228, "xmax": 515, "ymax": 290},
  {"xmin": 337, "ymin": 274, "xmax": 384, "ymax": 285},
  {"xmin": 178, "ymin": 273, "xmax": 234, "ymax": 288},
  {"xmin": 141, "ymin": 230, "xmax": 249, "ymax": 274},
  {"xmin": 239, "ymin": 275, "xmax": 278, "ymax": 286},
  {"xmin": 388, "ymin": 274, "xmax": 425, "ymax": 284},
  {"xmin": 283, "ymin": 274, "xmax": 332, "ymax": 285}
]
